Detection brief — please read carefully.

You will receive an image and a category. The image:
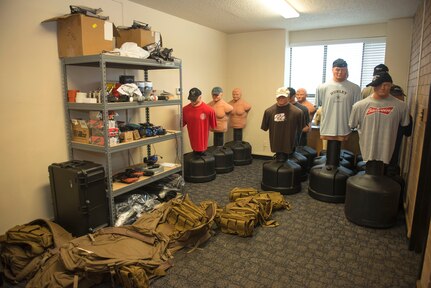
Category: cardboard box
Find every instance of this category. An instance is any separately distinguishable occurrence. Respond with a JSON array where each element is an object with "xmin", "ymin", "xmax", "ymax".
[
  {"xmin": 43, "ymin": 14, "xmax": 116, "ymax": 58},
  {"xmin": 120, "ymin": 131, "xmax": 134, "ymax": 143},
  {"xmin": 116, "ymin": 28, "xmax": 159, "ymax": 48},
  {"xmin": 132, "ymin": 130, "xmax": 141, "ymax": 140},
  {"xmin": 71, "ymin": 119, "xmax": 90, "ymax": 143}
]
